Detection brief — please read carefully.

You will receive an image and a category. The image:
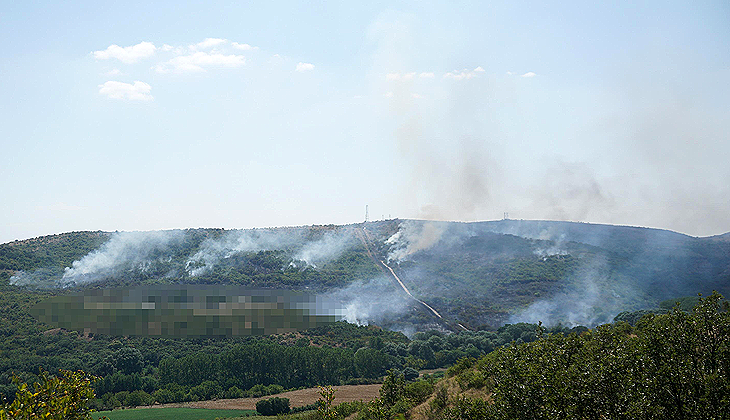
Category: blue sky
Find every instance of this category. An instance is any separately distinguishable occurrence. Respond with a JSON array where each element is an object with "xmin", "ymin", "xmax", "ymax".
[{"xmin": 1, "ymin": 0, "xmax": 729, "ymax": 242}]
